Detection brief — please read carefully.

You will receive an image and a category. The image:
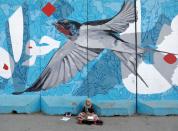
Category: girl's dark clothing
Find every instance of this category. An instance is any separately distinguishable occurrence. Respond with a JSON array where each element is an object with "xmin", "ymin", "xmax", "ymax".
[{"xmin": 82, "ymin": 105, "xmax": 94, "ymax": 113}]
